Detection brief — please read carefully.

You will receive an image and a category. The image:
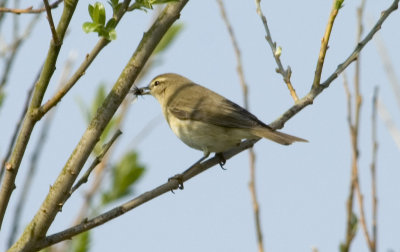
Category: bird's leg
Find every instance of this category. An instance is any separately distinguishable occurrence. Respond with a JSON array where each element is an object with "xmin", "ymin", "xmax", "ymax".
[
  {"xmin": 168, "ymin": 151, "xmax": 210, "ymax": 191},
  {"xmin": 215, "ymin": 152, "xmax": 226, "ymax": 169}
]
